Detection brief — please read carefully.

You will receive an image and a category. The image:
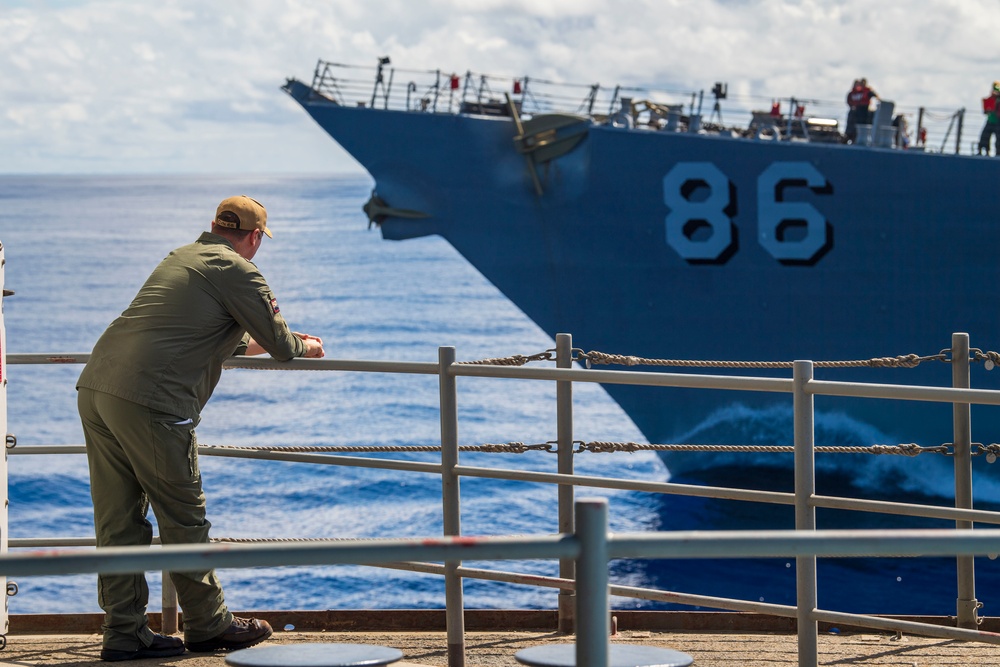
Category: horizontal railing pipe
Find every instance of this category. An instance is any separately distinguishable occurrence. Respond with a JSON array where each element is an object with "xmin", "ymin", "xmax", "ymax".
[
  {"xmin": 811, "ymin": 609, "xmax": 1000, "ymax": 644},
  {"xmin": 610, "ymin": 582, "xmax": 797, "ymax": 617},
  {"xmin": 196, "ymin": 446, "xmax": 443, "ymax": 475},
  {"xmin": 453, "ymin": 465, "xmax": 794, "ymax": 504},
  {"xmin": 15, "ymin": 351, "xmax": 1000, "ymax": 408},
  {"xmin": 807, "ymin": 378, "xmax": 1000, "ymax": 406},
  {"xmin": 811, "ymin": 494, "xmax": 1000, "ymax": 525},
  {"xmin": 4, "ymin": 353, "xmax": 439, "ymax": 376},
  {"xmin": 450, "ymin": 364, "xmax": 793, "ymax": 393},
  {"xmin": 0, "ymin": 535, "xmax": 578, "ymax": 578},
  {"xmin": 6, "ymin": 353, "xmax": 91, "ymax": 364},
  {"xmin": 224, "ymin": 357, "xmax": 439, "ymax": 375},
  {"xmin": 10, "ymin": 538, "xmax": 97, "ymax": 548},
  {"xmin": 8, "ymin": 445, "xmax": 87, "ymax": 456},
  {"xmin": 609, "ymin": 528, "xmax": 1000, "ymax": 560},
  {"xmin": 16, "ymin": 449, "xmax": 1000, "ymax": 525}
]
